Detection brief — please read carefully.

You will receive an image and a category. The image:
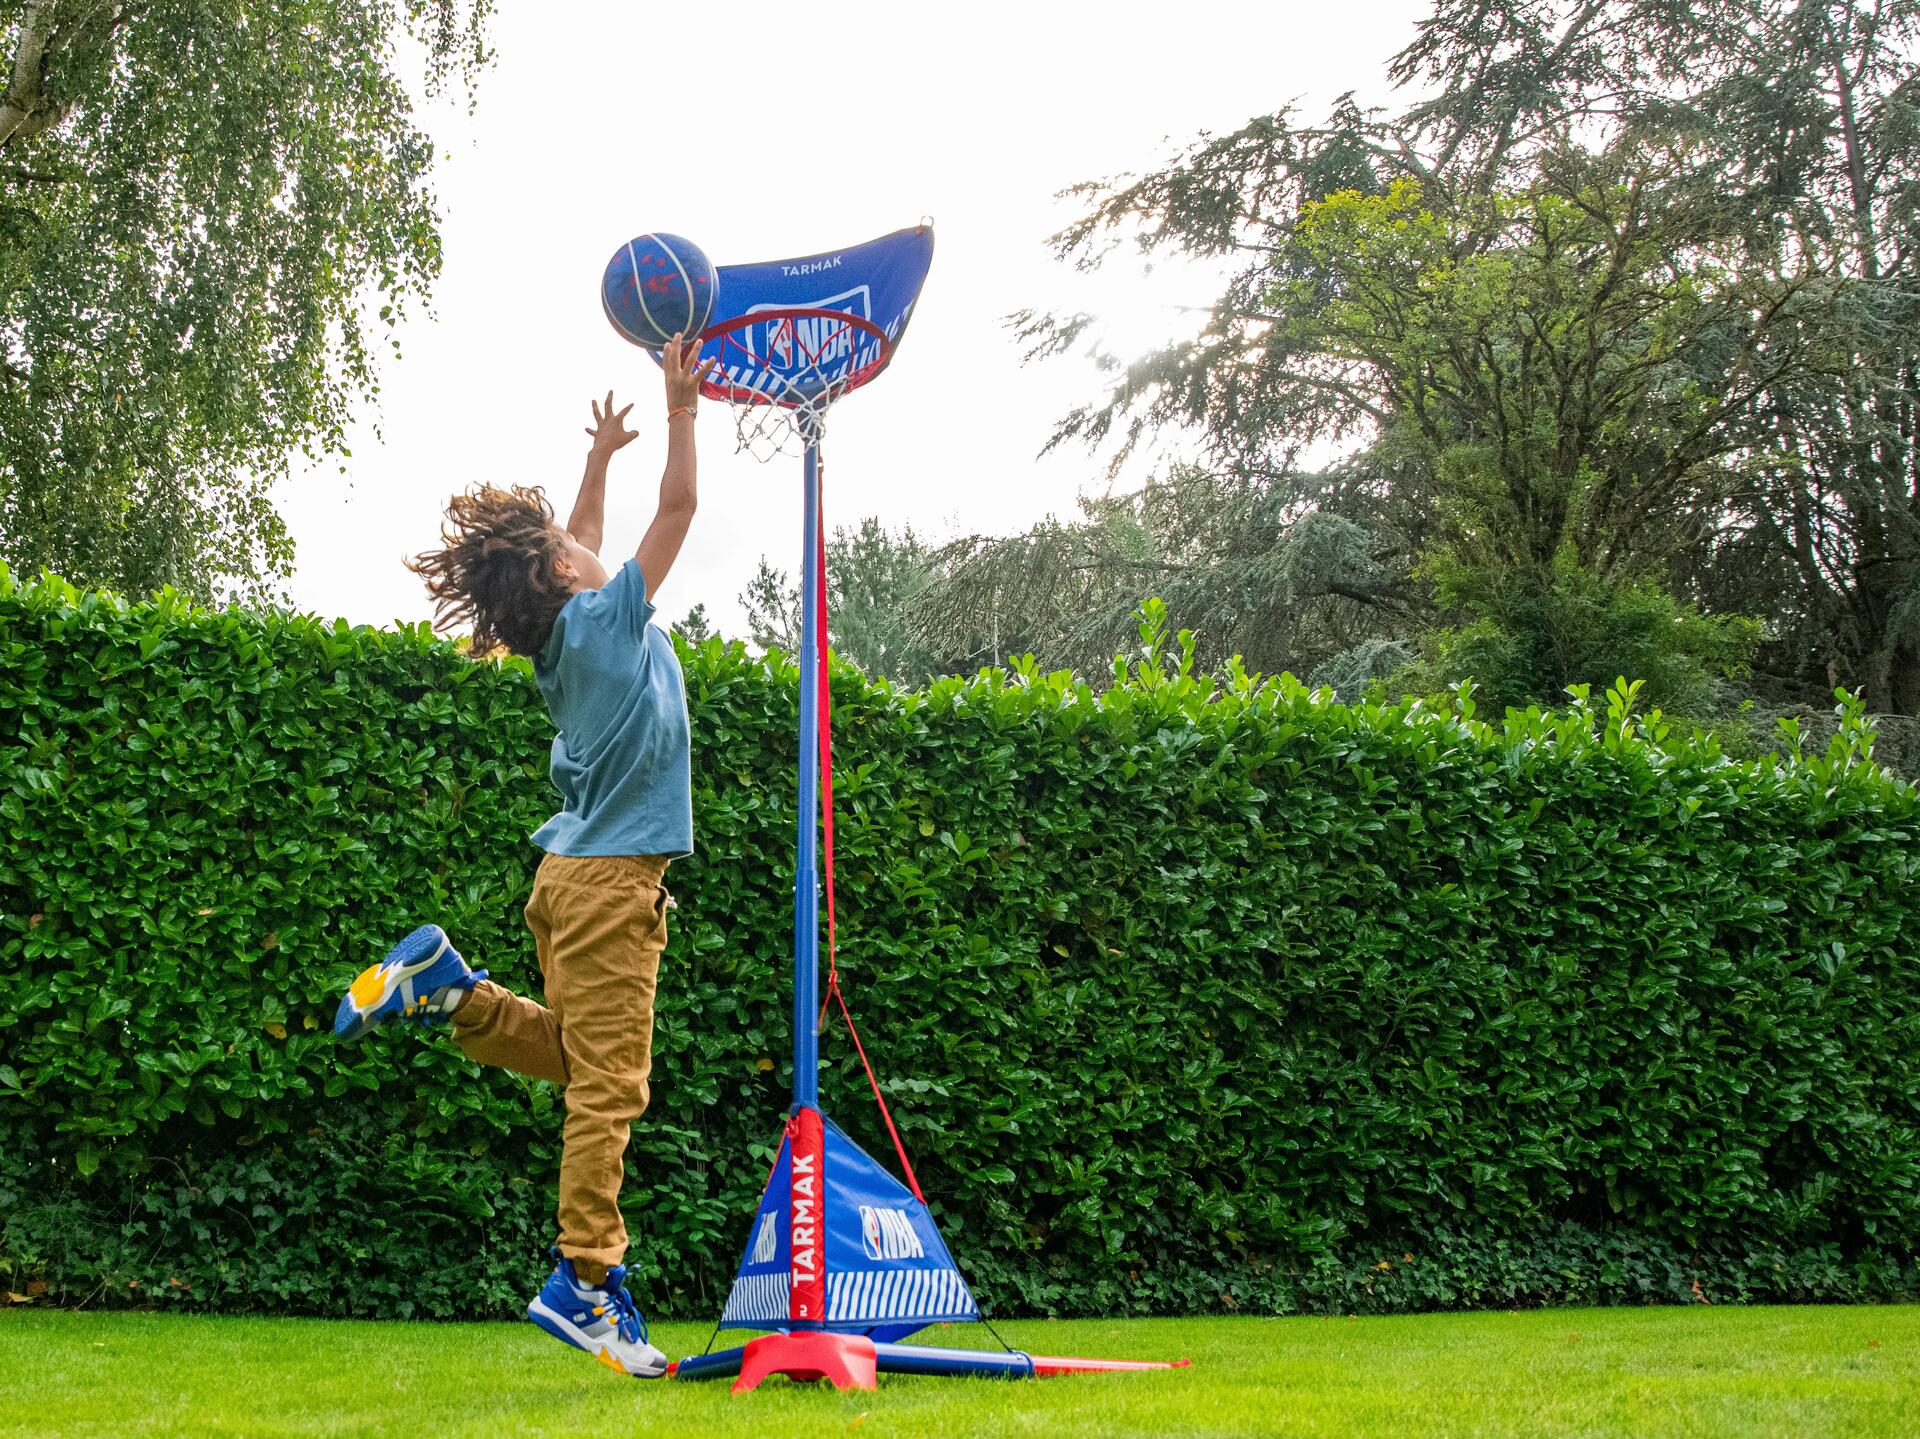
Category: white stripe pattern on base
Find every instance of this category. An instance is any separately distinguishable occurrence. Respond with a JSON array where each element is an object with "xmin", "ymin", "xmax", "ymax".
[
  {"xmin": 720, "ymin": 1271, "xmax": 791, "ymax": 1326},
  {"xmin": 725, "ymin": 1268, "xmax": 979, "ymax": 1327},
  {"xmin": 824, "ymin": 1267, "xmax": 977, "ymax": 1323}
]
